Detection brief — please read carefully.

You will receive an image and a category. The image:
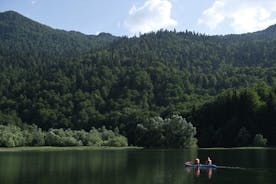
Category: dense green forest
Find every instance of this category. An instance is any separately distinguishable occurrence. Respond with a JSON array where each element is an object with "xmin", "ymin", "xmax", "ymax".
[
  {"xmin": 0, "ymin": 11, "xmax": 276, "ymax": 147},
  {"xmin": 193, "ymin": 83, "xmax": 275, "ymax": 147}
]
